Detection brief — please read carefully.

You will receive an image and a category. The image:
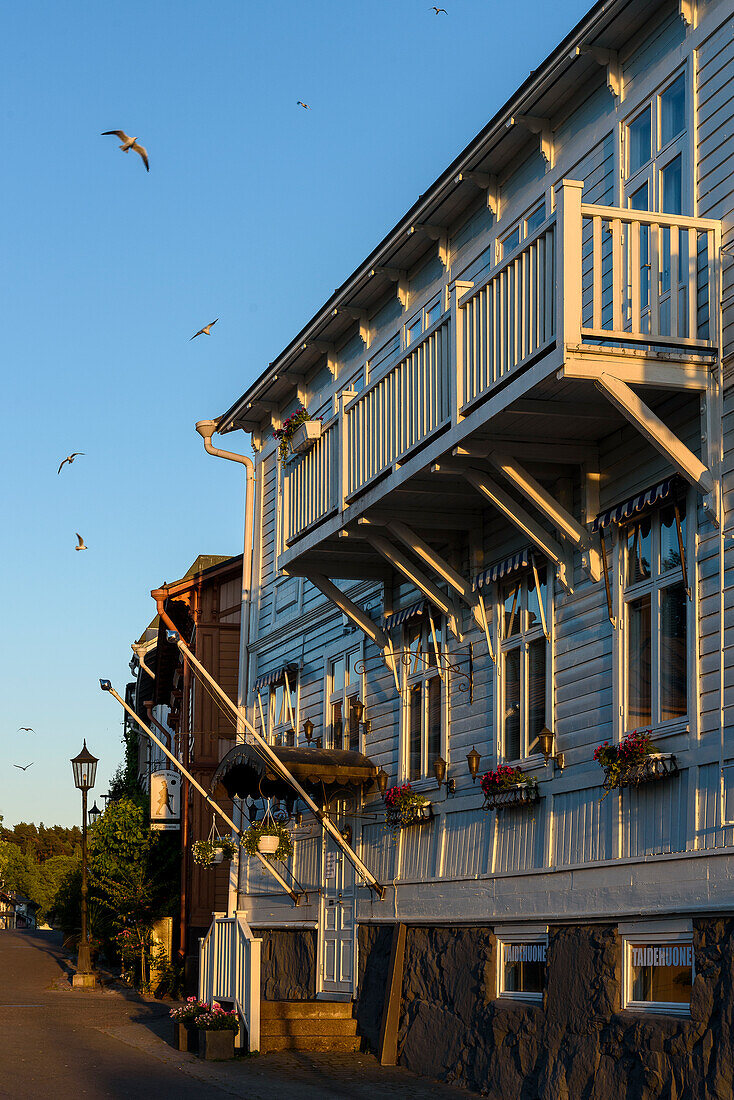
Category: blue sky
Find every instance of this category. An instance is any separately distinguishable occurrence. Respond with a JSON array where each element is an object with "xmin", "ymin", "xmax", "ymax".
[{"xmin": 0, "ymin": 0, "xmax": 590, "ymax": 827}]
